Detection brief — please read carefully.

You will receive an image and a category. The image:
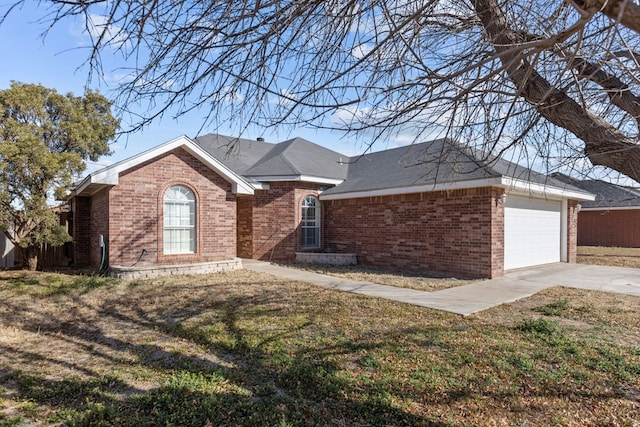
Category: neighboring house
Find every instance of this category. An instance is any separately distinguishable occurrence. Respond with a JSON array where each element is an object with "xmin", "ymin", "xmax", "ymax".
[
  {"xmin": 68, "ymin": 134, "xmax": 594, "ymax": 279},
  {"xmin": 0, "ymin": 233, "xmax": 15, "ymax": 269},
  {"xmin": 551, "ymin": 174, "xmax": 640, "ymax": 247},
  {"xmin": 0, "ymin": 206, "xmax": 72, "ymax": 269}
]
